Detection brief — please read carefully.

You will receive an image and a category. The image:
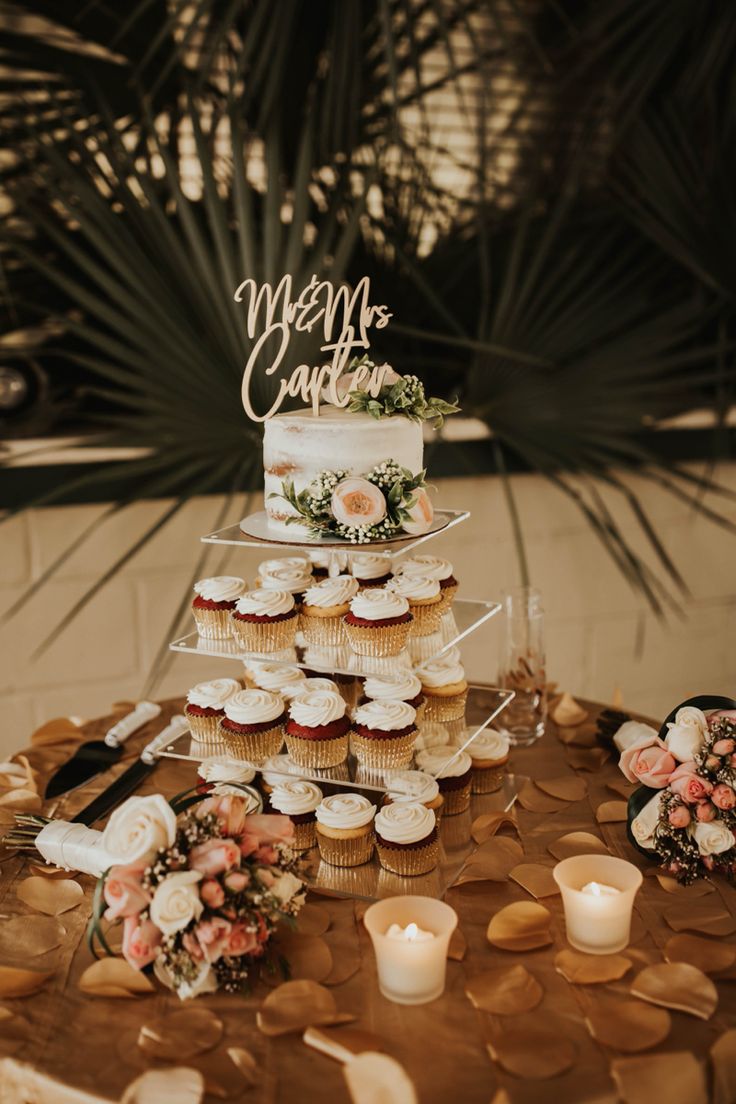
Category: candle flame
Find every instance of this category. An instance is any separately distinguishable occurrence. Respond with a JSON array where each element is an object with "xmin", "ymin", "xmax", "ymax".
[
  {"xmin": 405, "ymin": 923, "xmax": 419, "ymax": 941},
  {"xmin": 587, "ymin": 882, "xmax": 603, "ymax": 897}
]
